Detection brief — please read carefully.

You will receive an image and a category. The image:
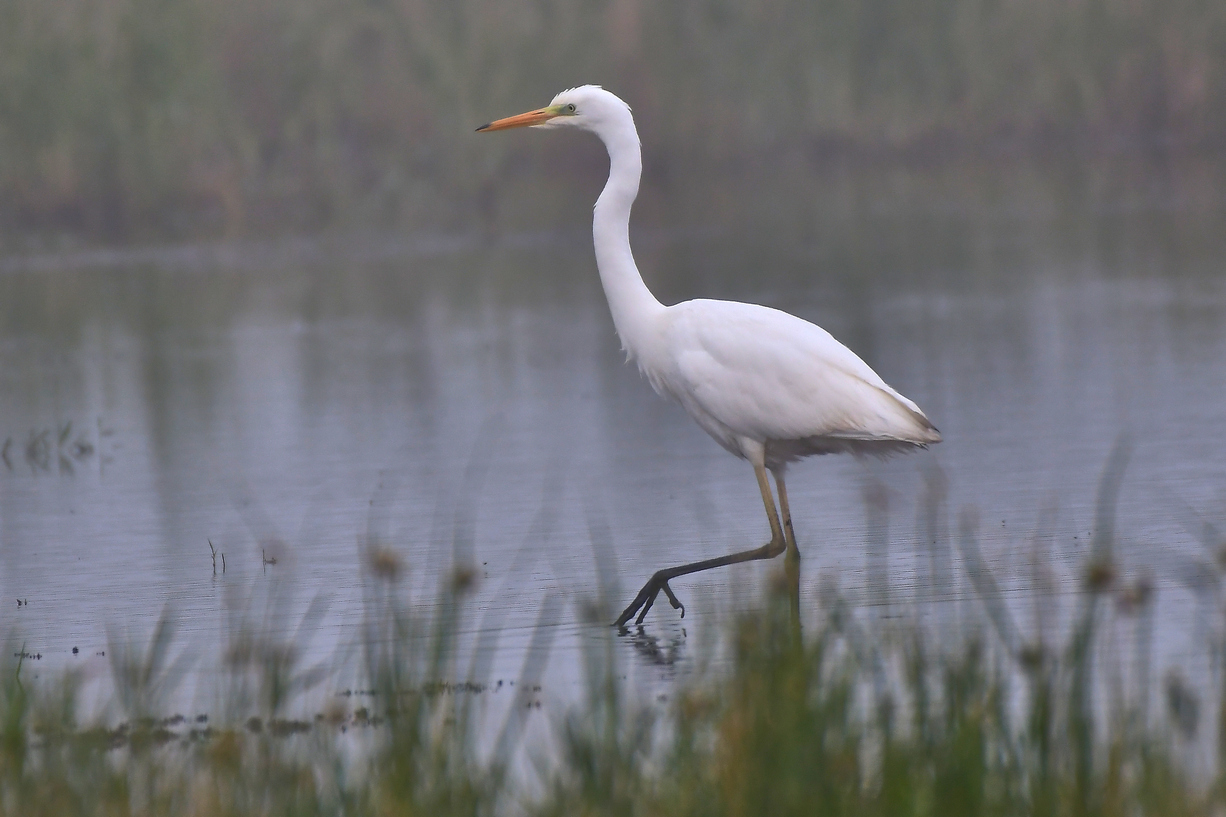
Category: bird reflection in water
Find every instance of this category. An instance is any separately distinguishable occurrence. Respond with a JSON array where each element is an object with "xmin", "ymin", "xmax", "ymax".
[{"xmin": 627, "ymin": 627, "xmax": 686, "ymax": 668}]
